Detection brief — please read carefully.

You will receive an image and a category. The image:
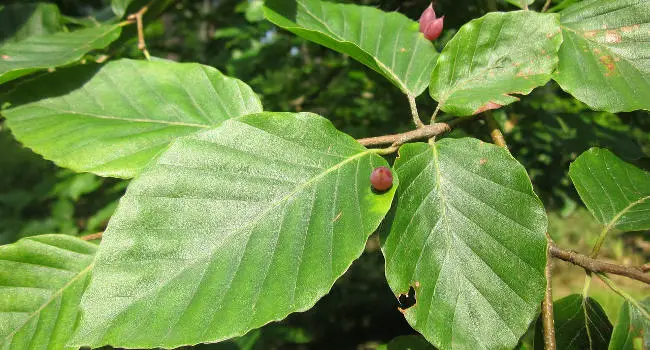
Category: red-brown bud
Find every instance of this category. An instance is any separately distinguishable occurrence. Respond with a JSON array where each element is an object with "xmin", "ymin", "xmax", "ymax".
[{"xmin": 419, "ymin": 4, "xmax": 444, "ymax": 41}]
